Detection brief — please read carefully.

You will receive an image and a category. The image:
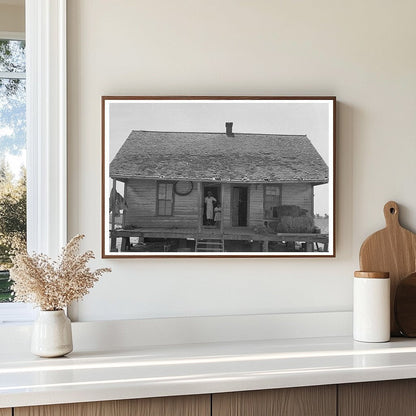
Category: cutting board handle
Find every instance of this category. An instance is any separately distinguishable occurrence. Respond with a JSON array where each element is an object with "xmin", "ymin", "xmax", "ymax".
[{"xmin": 384, "ymin": 201, "xmax": 400, "ymax": 228}]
